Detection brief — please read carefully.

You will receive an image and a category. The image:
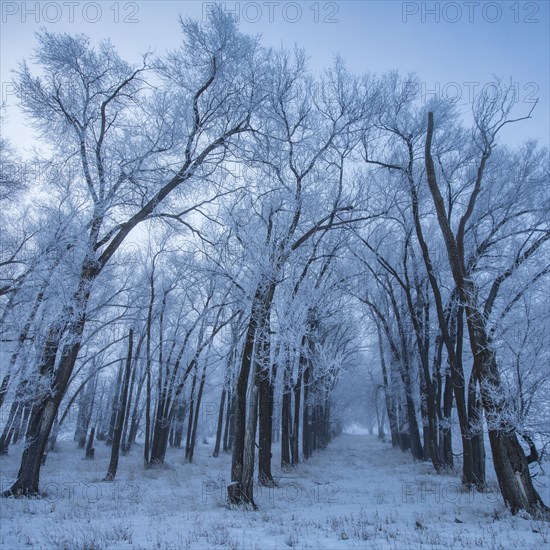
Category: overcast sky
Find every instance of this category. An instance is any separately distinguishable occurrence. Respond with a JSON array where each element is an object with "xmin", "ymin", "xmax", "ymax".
[{"xmin": 1, "ymin": 0, "xmax": 548, "ymax": 153}]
